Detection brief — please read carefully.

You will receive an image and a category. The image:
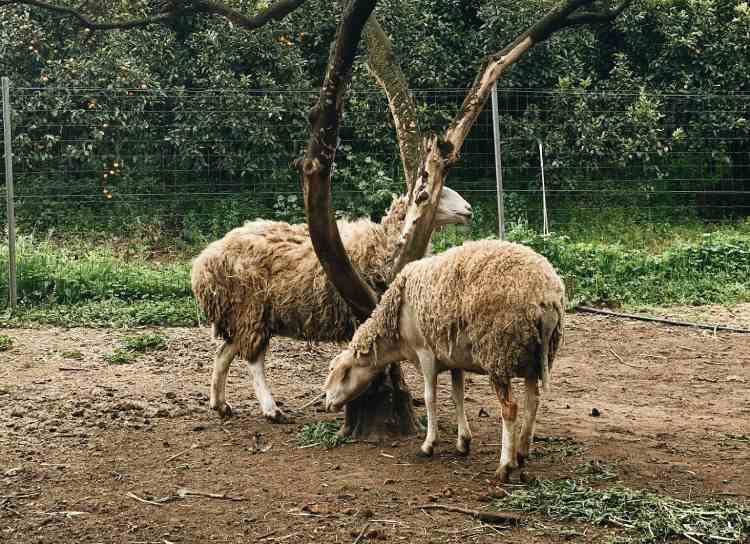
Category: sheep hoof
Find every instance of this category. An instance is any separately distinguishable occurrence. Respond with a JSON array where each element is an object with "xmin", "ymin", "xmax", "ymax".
[
  {"xmin": 213, "ymin": 402, "xmax": 233, "ymax": 419},
  {"xmin": 494, "ymin": 465, "xmax": 511, "ymax": 484},
  {"xmin": 266, "ymin": 410, "xmax": 292, "ymax": 424},
  {"xmin": 416, "ymin": 445, "xmax": 434, "ymax": 458},
  {"xmin": 456, "ymin": 437, "xmax": 471, "ymax": 456}
]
